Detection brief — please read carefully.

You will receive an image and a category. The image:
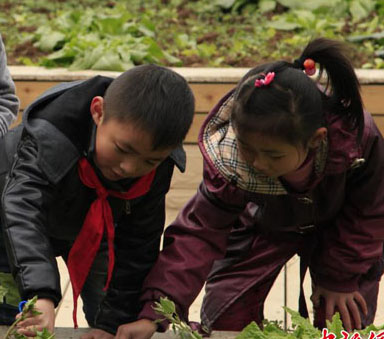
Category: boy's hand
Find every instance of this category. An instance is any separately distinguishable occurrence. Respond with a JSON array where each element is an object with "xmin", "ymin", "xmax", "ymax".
[
  {"xmin": 80, "ymin": 328, "xmax": 114, "ymax": 339},
  {"xmin": 115, "ymin": 319, "xmax": 157, "ymax": 339},
  {"xmin": 311, "ymin": 285, "xmax": 368, "ymax": 332},
  {"xmin": 16, "ymin": 298, "xmax": 55, "ymax": 337}
]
